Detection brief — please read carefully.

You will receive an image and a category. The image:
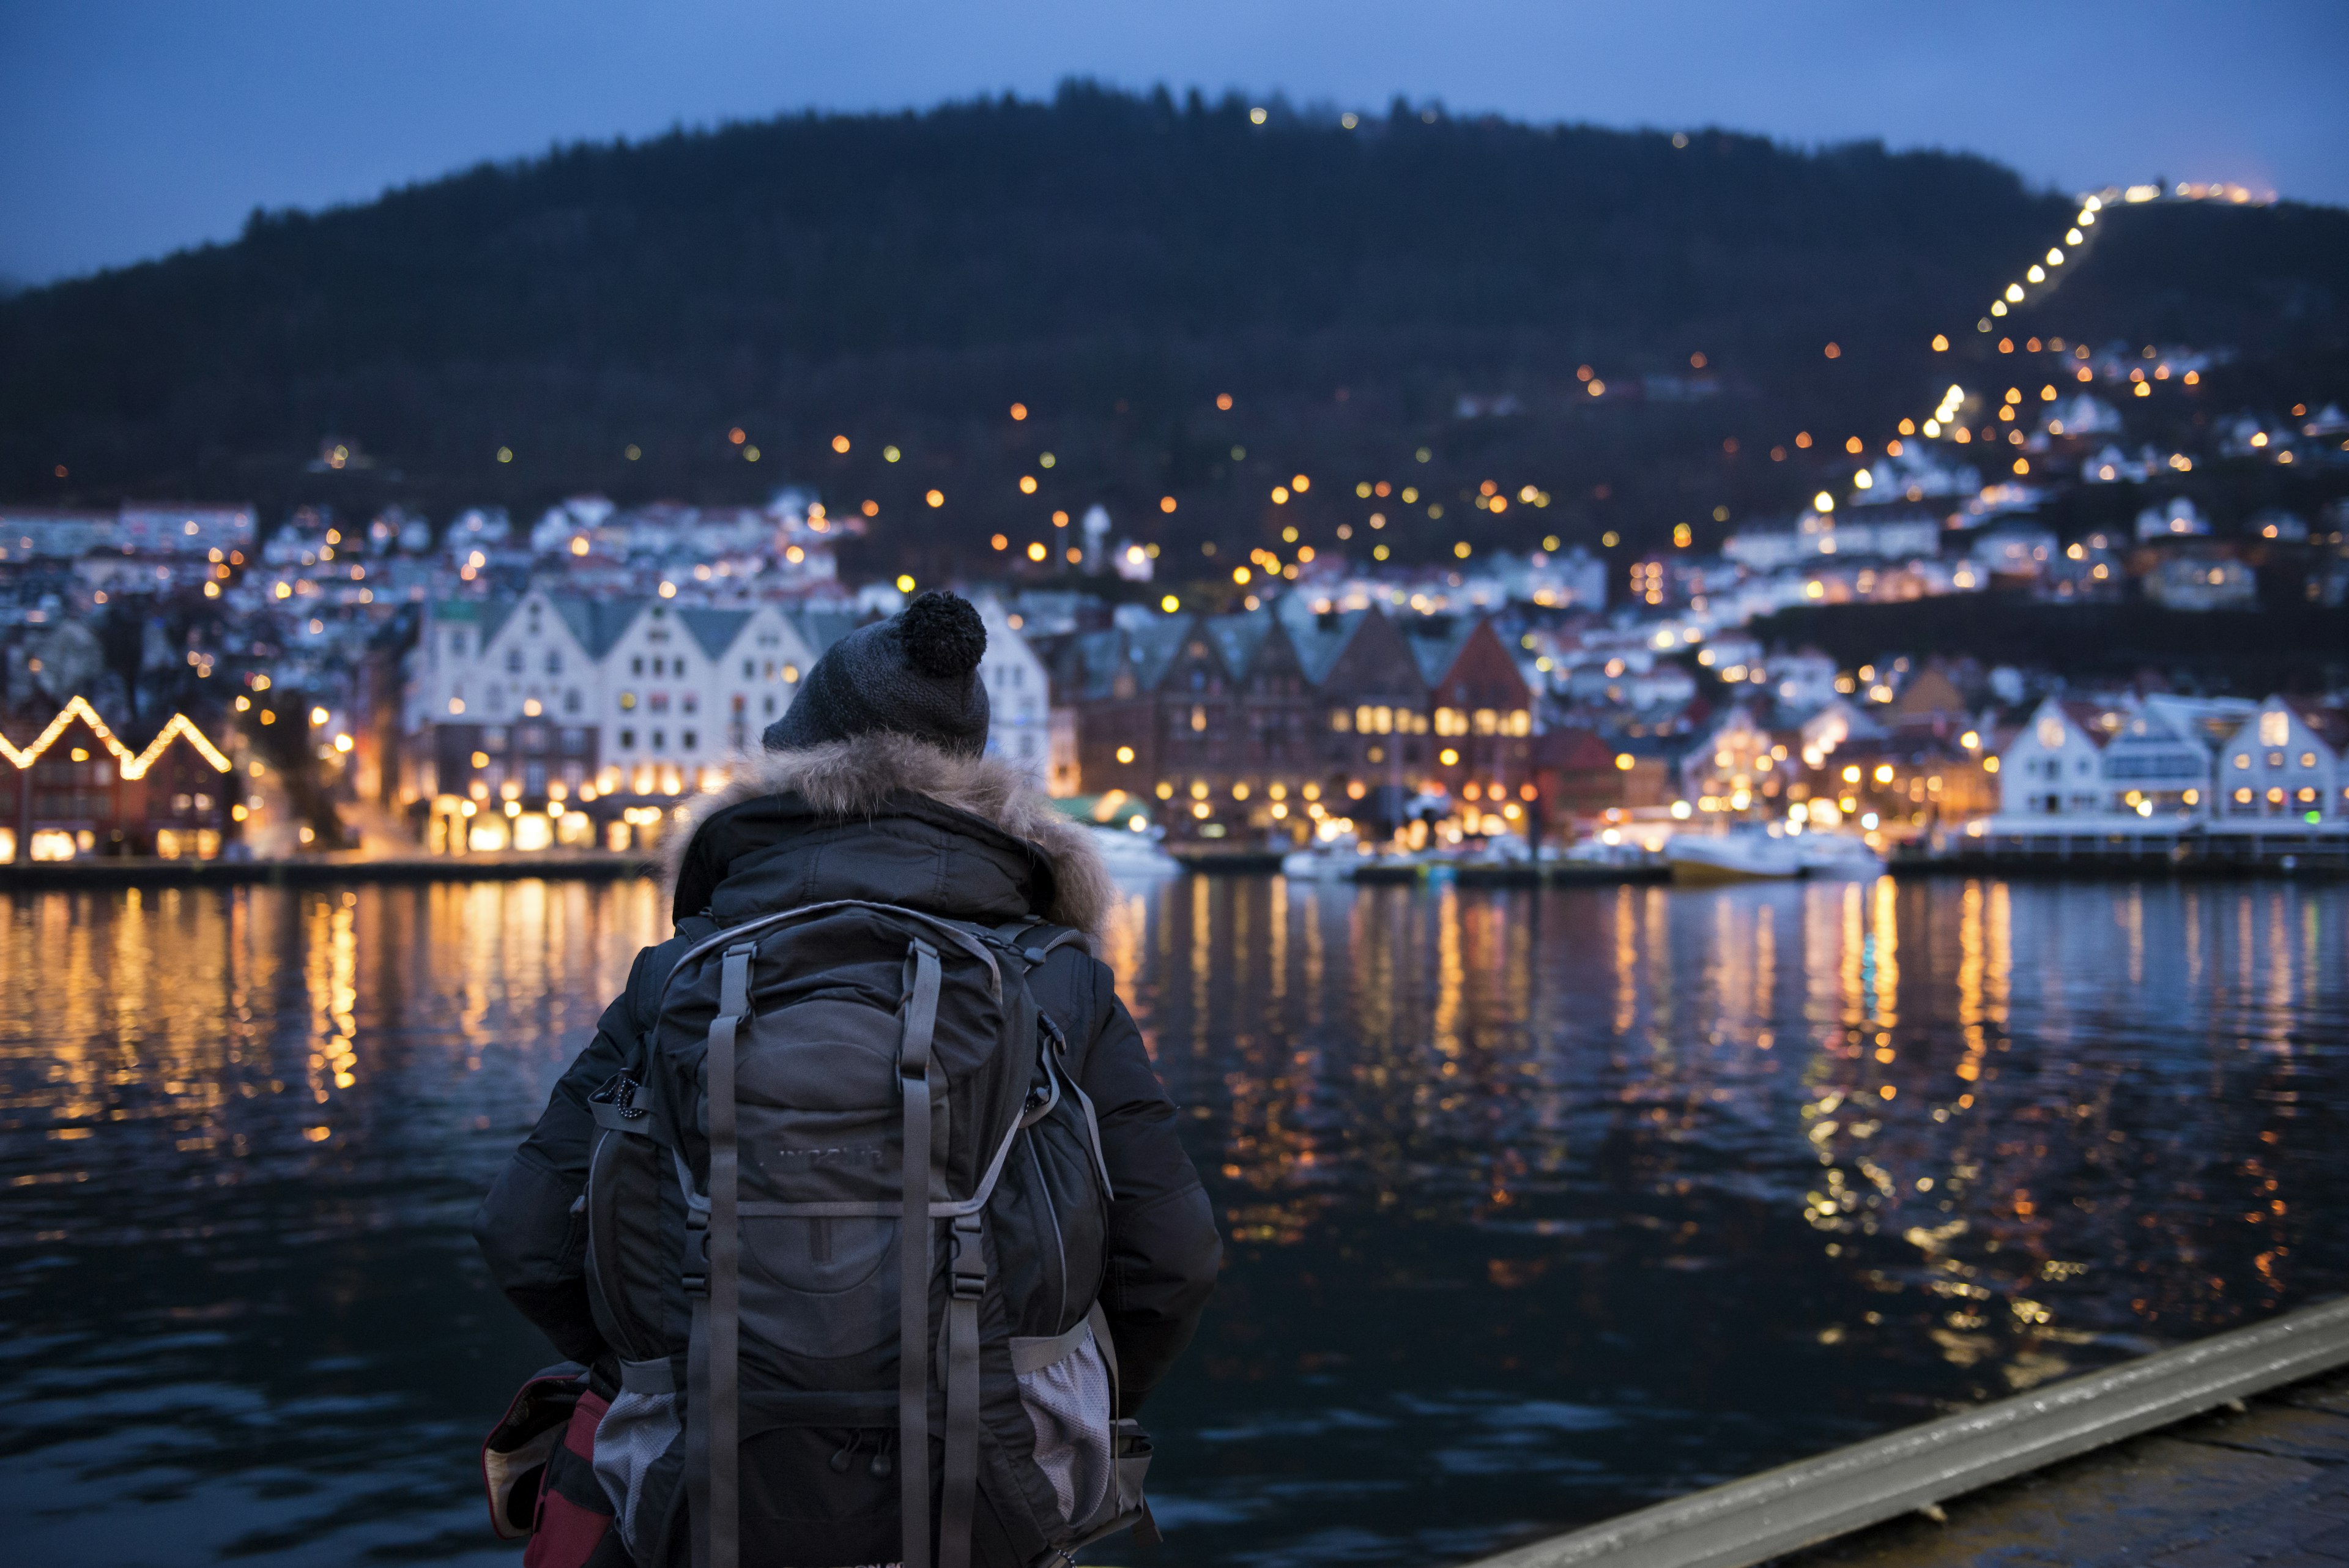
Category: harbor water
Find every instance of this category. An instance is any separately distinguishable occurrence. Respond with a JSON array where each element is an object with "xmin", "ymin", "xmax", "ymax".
[{"xmin": 1, "ymin": 874, "xmax": 2343, "ymax": 1567}]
